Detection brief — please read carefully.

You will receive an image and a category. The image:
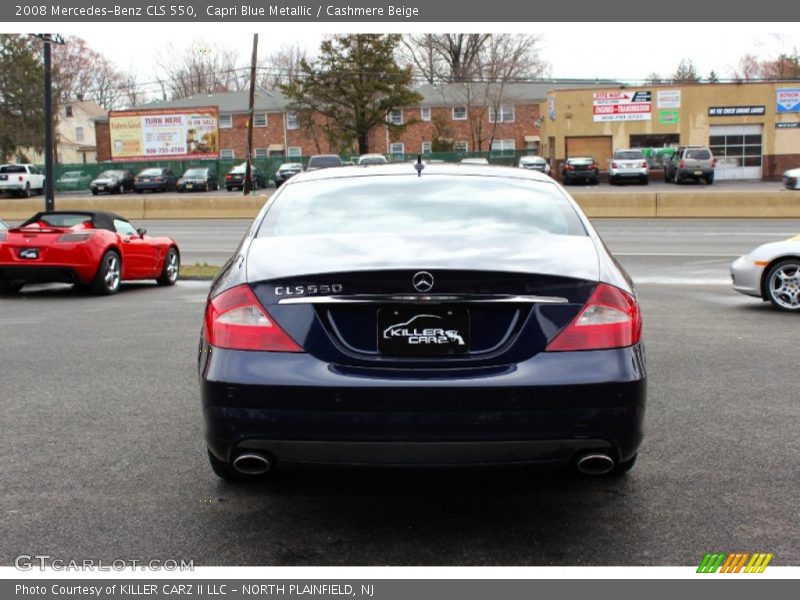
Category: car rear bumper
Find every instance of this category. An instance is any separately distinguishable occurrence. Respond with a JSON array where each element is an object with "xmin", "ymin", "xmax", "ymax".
[
  {"xmin": 201, "ymin": 345, "xmax": 646, "ymax": 467},
  {"xmin": 676, "ymin": 167, "xmax": 713, "ymax": 179},
  {"xmin": 610, "ymin": 169, "xmax": 648, "ymax": 178}
]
